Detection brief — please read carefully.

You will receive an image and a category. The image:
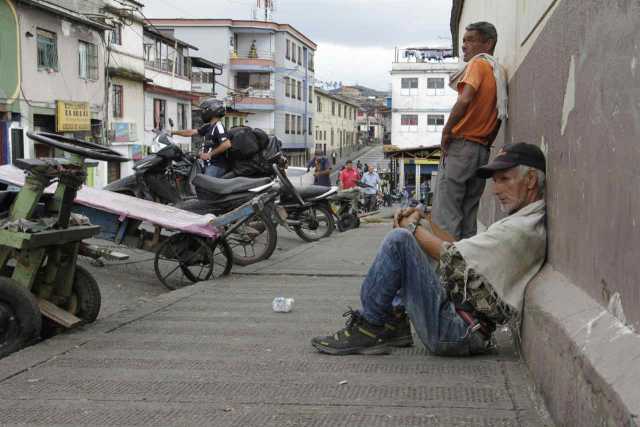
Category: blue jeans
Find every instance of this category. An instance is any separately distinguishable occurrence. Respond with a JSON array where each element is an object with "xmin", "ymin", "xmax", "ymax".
[
  {"xmin": 360, "ymin": 228, "xmax": 488, "ymax": 355},
  {"xmin": 205, "ymin": 164, "xmax": 226, "ymax": 178}
]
